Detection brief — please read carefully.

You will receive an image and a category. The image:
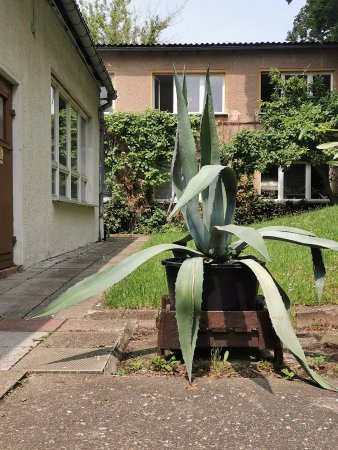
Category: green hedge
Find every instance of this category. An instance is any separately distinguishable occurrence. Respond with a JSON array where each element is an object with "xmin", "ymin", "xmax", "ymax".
[
  {"xmin": 104, "ymin": 110, "xmax": 200, "ymax": 234},
  {"xmin": 104, "ymin": 110, "xmax": 325, "ymax": 234}
]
